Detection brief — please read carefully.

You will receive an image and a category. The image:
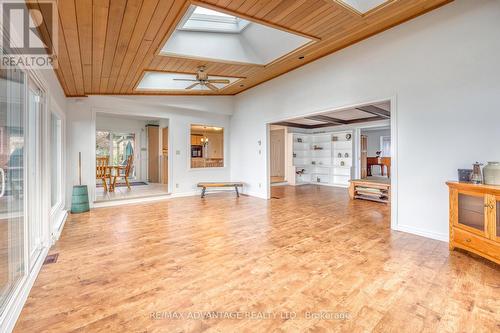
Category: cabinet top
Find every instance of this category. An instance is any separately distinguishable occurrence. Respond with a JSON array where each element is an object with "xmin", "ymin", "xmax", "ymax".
[{"xmin": 447, "ymin": 181, "xmax": 500, "ymax": 195}]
